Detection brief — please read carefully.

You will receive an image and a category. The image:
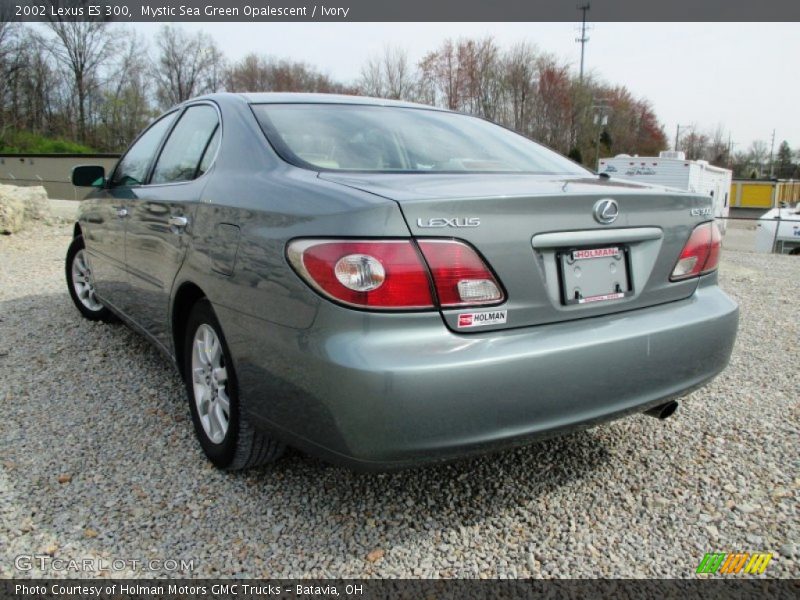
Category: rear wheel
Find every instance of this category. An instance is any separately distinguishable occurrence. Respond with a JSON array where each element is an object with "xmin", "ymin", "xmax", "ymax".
[
  {"xmin": 65, "ymin": 236, "xmax": 115, "ymax": 322},
  {"xmin": 183, "ymin": 299, "xmax": 284, "ymax": 469}
]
